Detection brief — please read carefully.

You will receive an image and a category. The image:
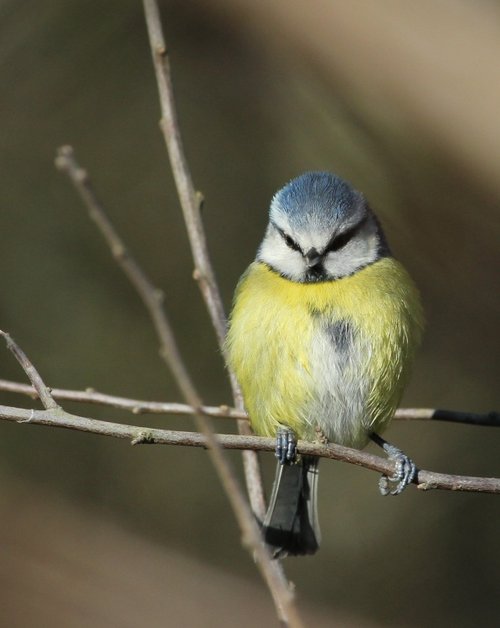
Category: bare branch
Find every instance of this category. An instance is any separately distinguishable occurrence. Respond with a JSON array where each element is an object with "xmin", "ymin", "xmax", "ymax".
[
  {"xmin": 55, "ymin": 142, "xmax": 300, "ymax": 625},
  {"xmin": 0, "ymin": 402, "xmax": 498, "ymax": 494},
  {"xmin": 141, "ymin": 0, "xmax": 265, "ymax": 521},
  {"xmin": 395, "ymin": 407, "xmax": 500, "ymax": 427},
  {"xmin": 141, "ymin": 1, "xmax": 226, "ymax": 347},
  {"xmin": 0, "ymin": 332, "xmax": 59, "ymax": 411},
  {"xmin": 1, "ymin": 378, "xmax": 498, "ymax": 427},
  {"xmin": 55, "ymin": 145, "xmax": 169, "ymax": 338},
  {"xmin": 0, "ymin": 378, "xmax": 247, "ymax": 419}
]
